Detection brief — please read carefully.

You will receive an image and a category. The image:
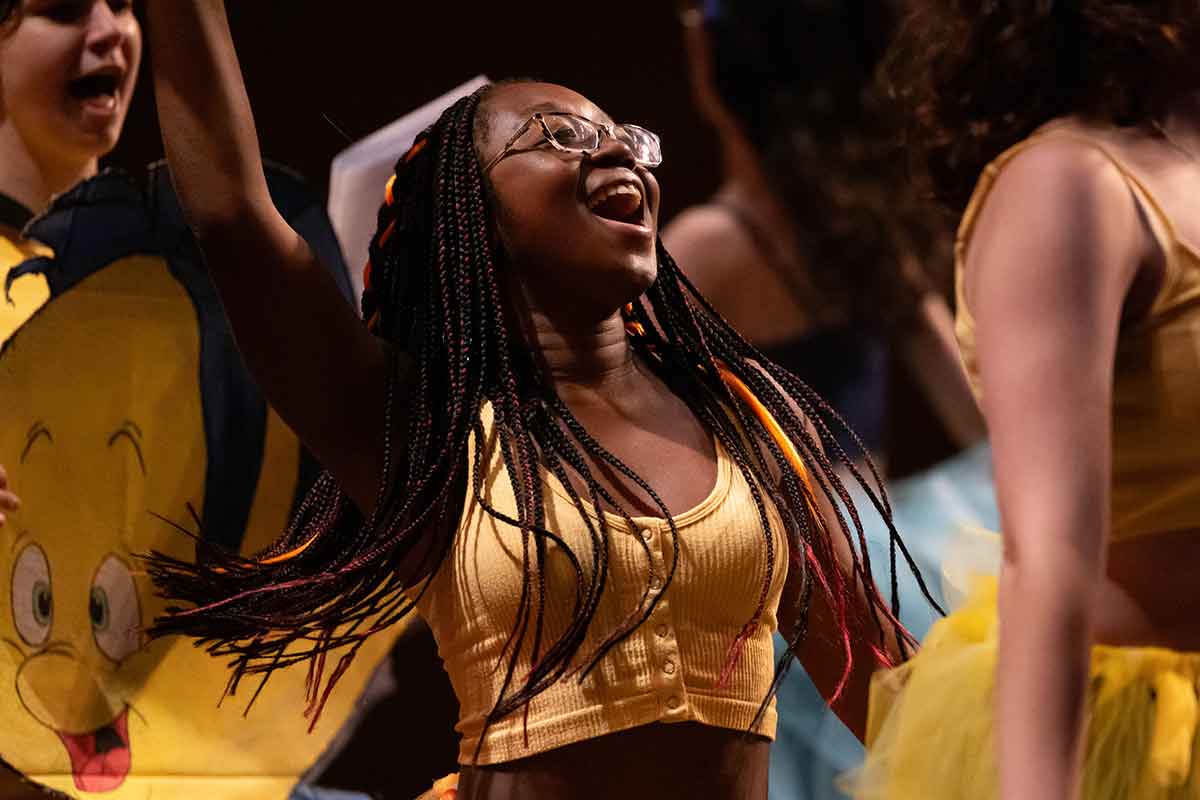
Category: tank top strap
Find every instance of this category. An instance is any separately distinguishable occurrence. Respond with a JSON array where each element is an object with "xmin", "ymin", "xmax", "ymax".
[
  {"xmin": 953, "ymin": 127, "xmax": 1185, "ymax": 400},
  {"xmin": 960, "ymin": 130, "xmax": 1176, "ymax": 267},
  {"xmin": 956, "ymin": 128, "xmax": 1181, "ymax": 289}
]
